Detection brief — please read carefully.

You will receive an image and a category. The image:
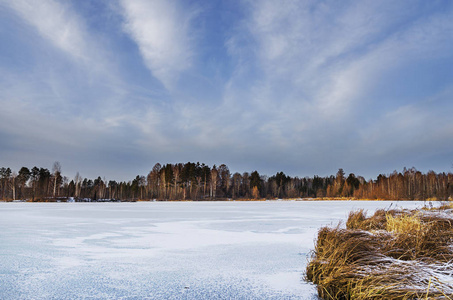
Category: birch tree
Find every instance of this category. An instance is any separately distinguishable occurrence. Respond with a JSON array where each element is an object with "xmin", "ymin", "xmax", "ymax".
[{"xmin": 52, "ymin": 161, "xmax": 61, "ymax": 198}]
